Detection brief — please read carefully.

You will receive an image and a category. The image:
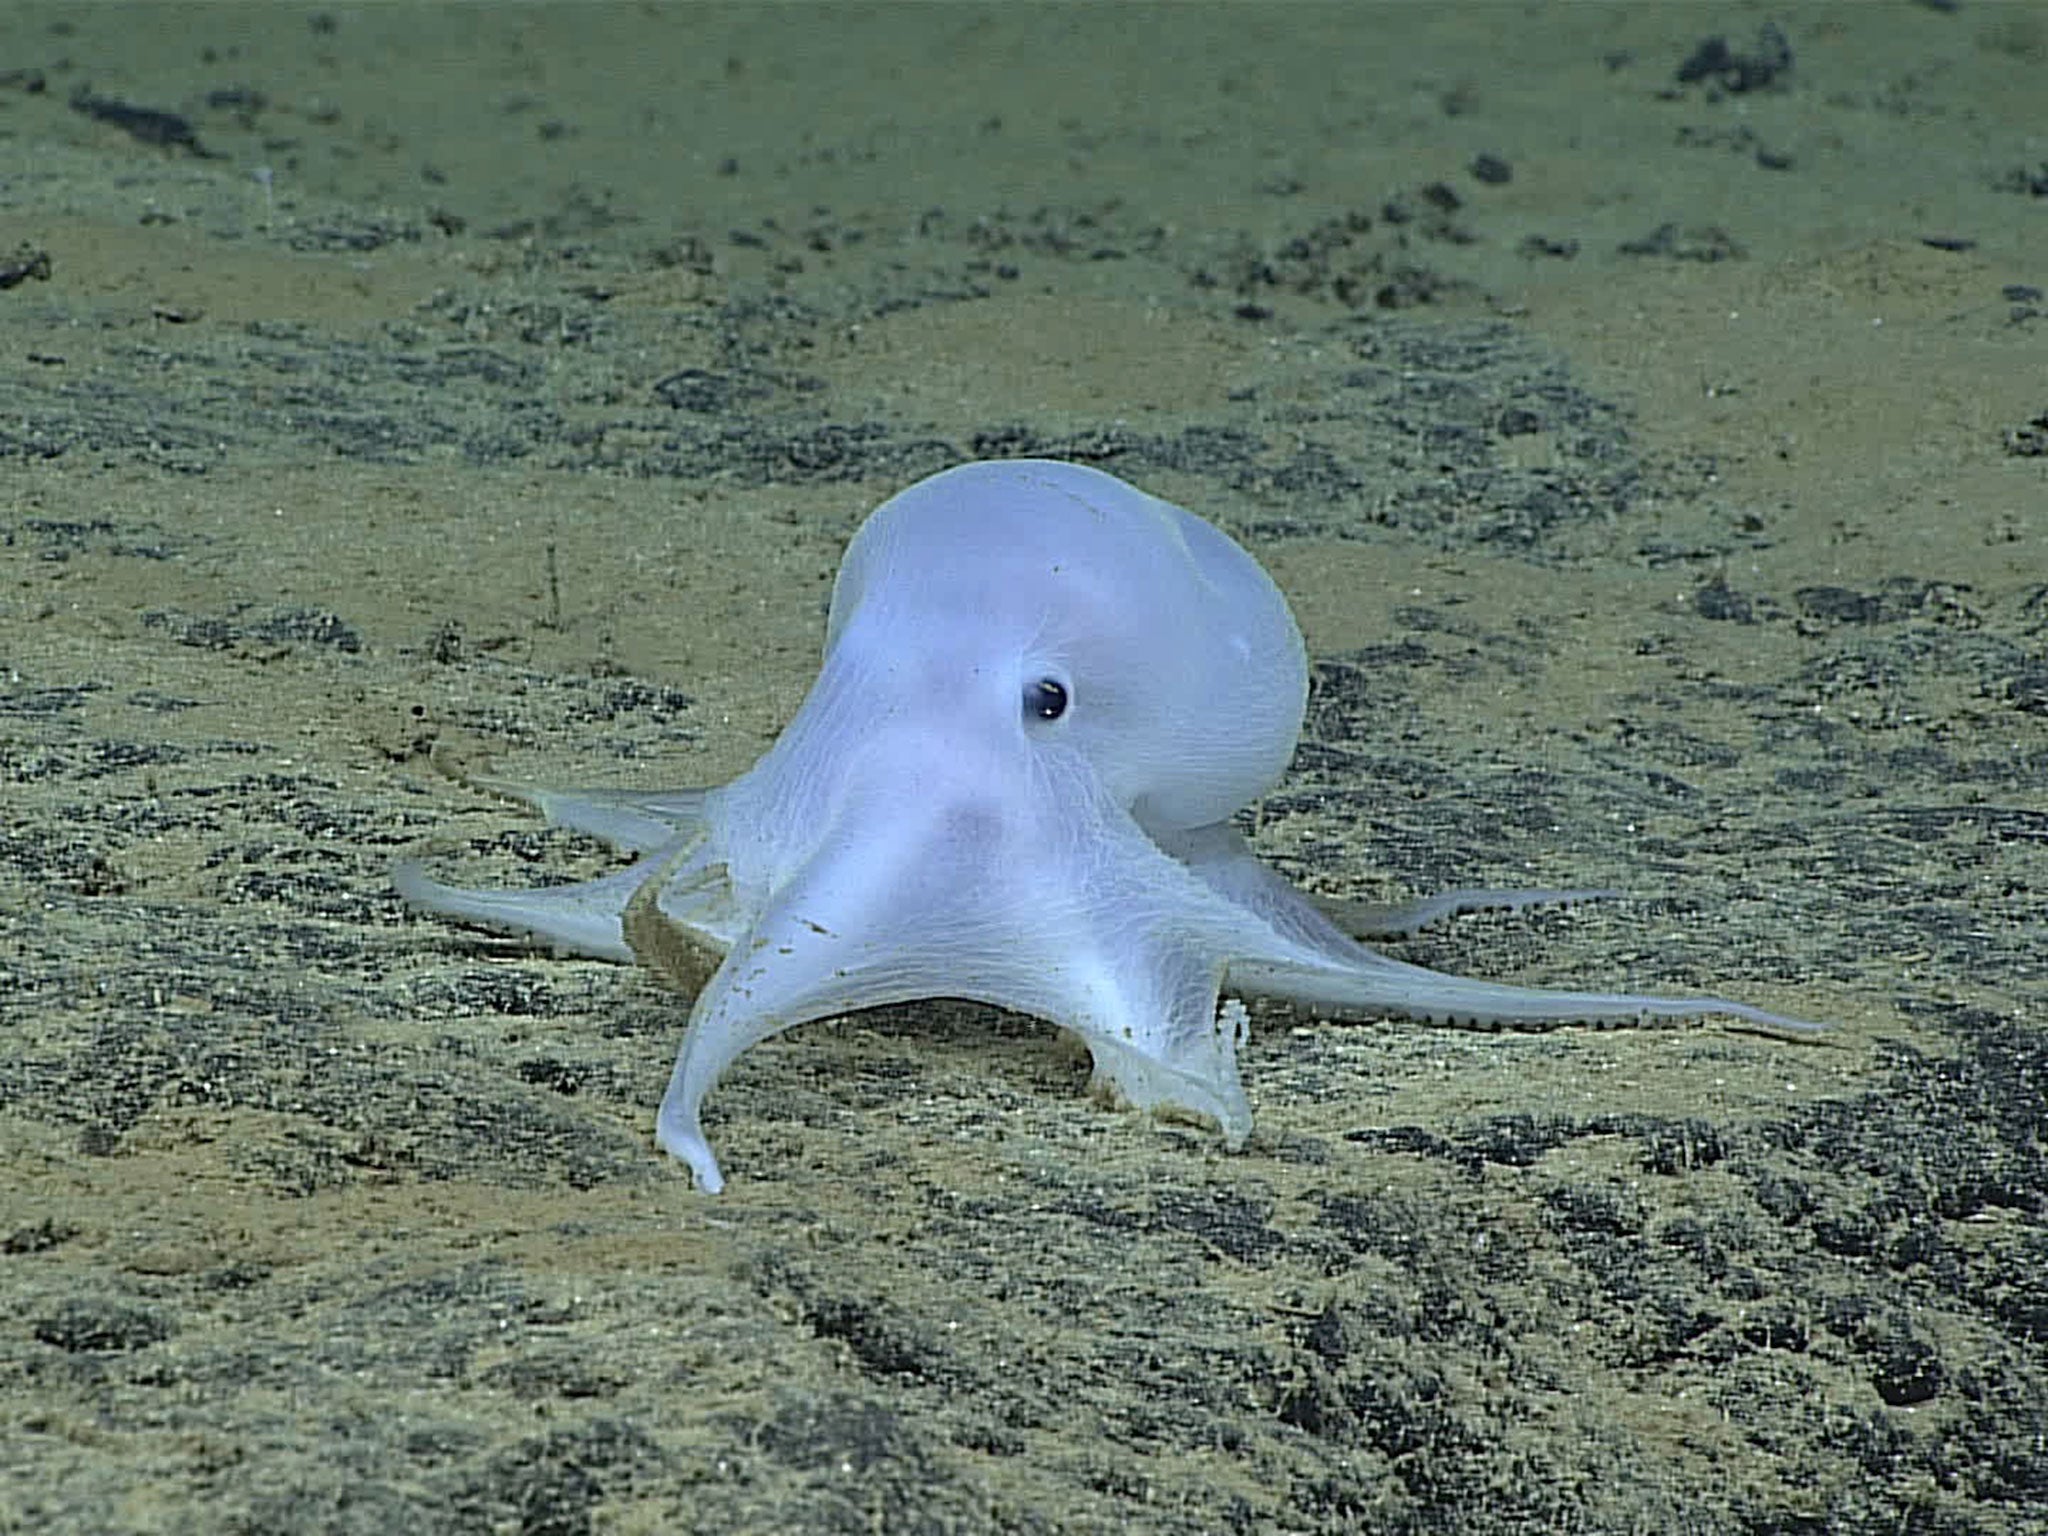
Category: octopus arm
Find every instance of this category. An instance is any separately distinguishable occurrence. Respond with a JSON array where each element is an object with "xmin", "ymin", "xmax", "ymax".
[{"xmin": 1230, "ymin": 949, "xmax": 1830, "ymax": 1036}]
